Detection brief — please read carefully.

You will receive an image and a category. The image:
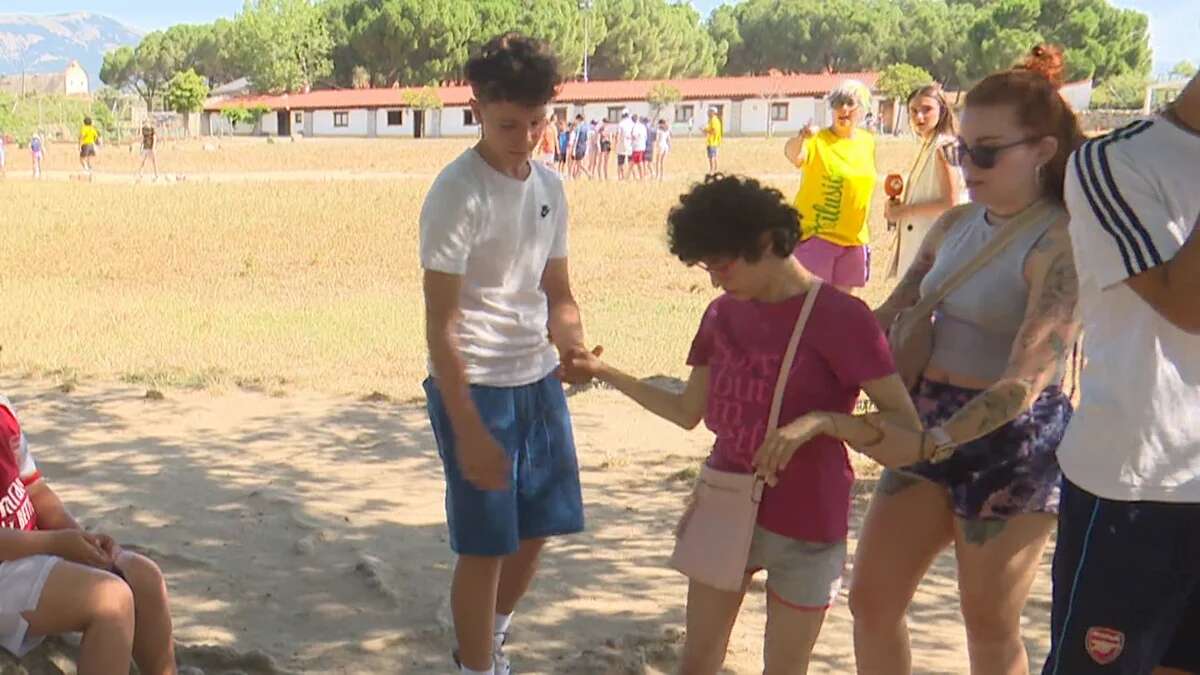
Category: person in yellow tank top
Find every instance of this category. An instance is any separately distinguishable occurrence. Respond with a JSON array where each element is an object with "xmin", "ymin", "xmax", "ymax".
[
  {"xmin": 784, "ymin": 80, "xmax": 878, "ymax": 293},
  {"xmin": 78, "ymin": 116, "xmax": 100, "ymax": 176},
  {"xmin": 704, "ymin": 107, "xmax": 723, "ymax": 174}
]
